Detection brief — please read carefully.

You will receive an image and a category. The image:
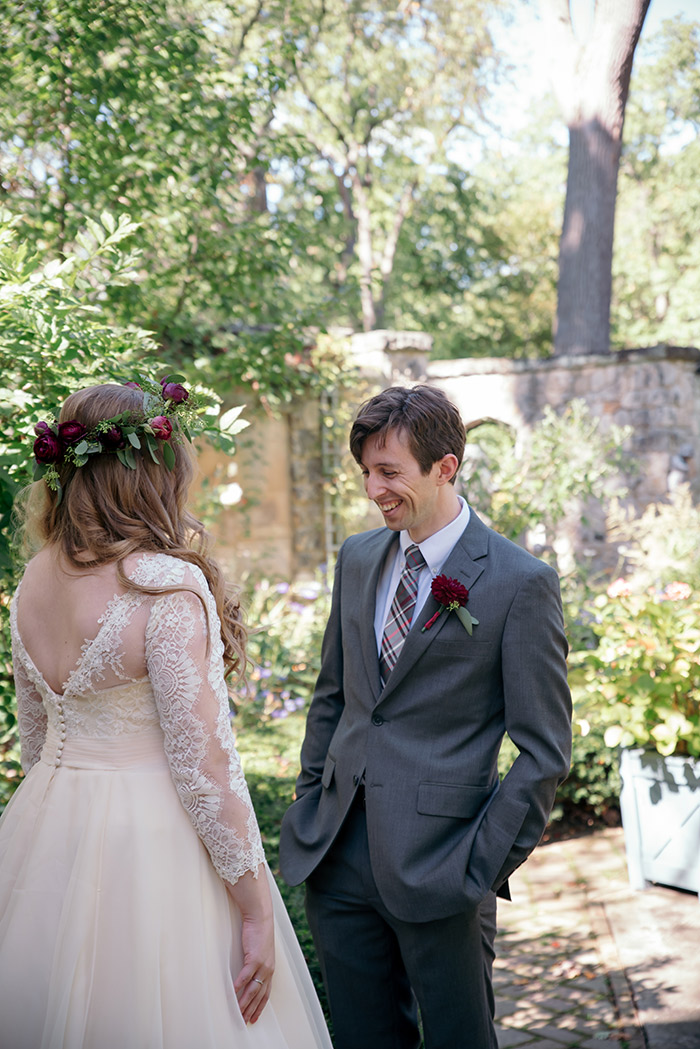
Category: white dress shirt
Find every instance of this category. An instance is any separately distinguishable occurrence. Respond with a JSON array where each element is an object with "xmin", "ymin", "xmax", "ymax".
[{"xmin": 374, "ymin": 497, "xmax": 471, "ymax": 652}]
